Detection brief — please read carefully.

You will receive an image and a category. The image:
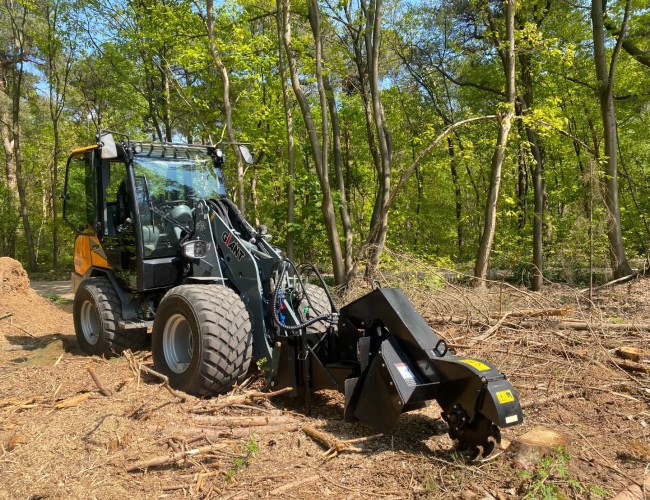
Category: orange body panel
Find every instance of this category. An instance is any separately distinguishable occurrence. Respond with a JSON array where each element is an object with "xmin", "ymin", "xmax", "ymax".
[{"xmin": 74, "ymin": 234, "xmax": 110, "ymax": 276}]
